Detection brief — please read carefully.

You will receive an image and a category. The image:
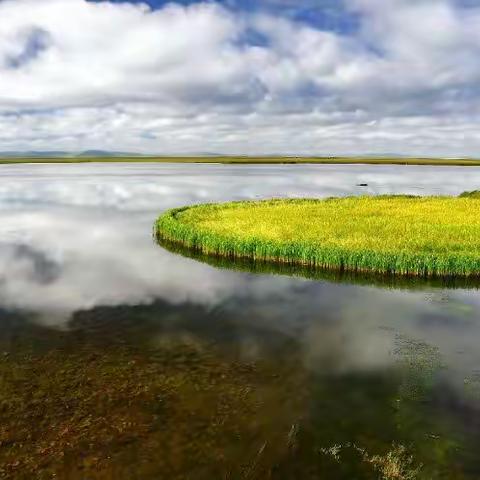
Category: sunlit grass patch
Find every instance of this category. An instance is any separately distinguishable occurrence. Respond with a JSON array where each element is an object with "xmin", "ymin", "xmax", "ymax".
[{"xmin": 156, "ymin": 195, "xmax": 480, "ymax": 277}]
